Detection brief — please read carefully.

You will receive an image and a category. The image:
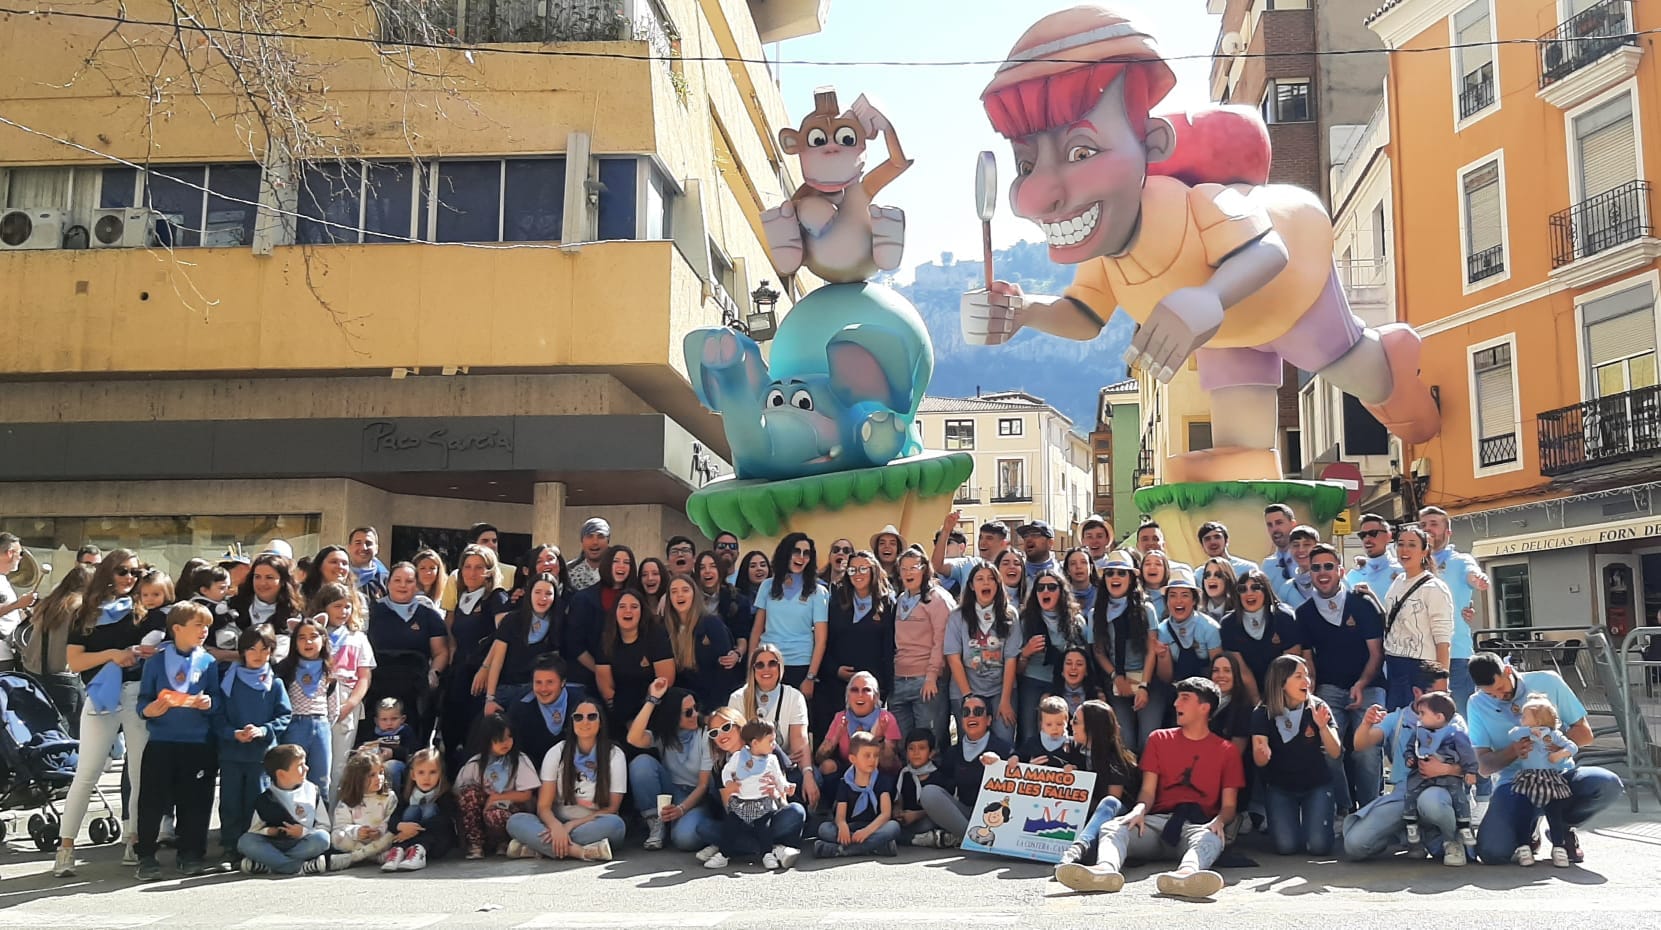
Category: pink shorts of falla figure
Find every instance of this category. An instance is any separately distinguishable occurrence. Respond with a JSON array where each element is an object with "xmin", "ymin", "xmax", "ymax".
[{"xmin": 1194, "ymin": 266, "xmax": 1363, "ymax": 391}]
